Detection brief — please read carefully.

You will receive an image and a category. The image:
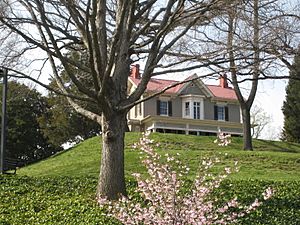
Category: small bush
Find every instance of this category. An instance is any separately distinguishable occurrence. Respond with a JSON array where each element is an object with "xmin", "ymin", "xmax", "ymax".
[
  {"xmin": 0, "ymin": 176, "xmax": 299, "ymax": 224},
  {"xmin": 0, "ymin": 176, "xmax": 117, "ymax": 225}
]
